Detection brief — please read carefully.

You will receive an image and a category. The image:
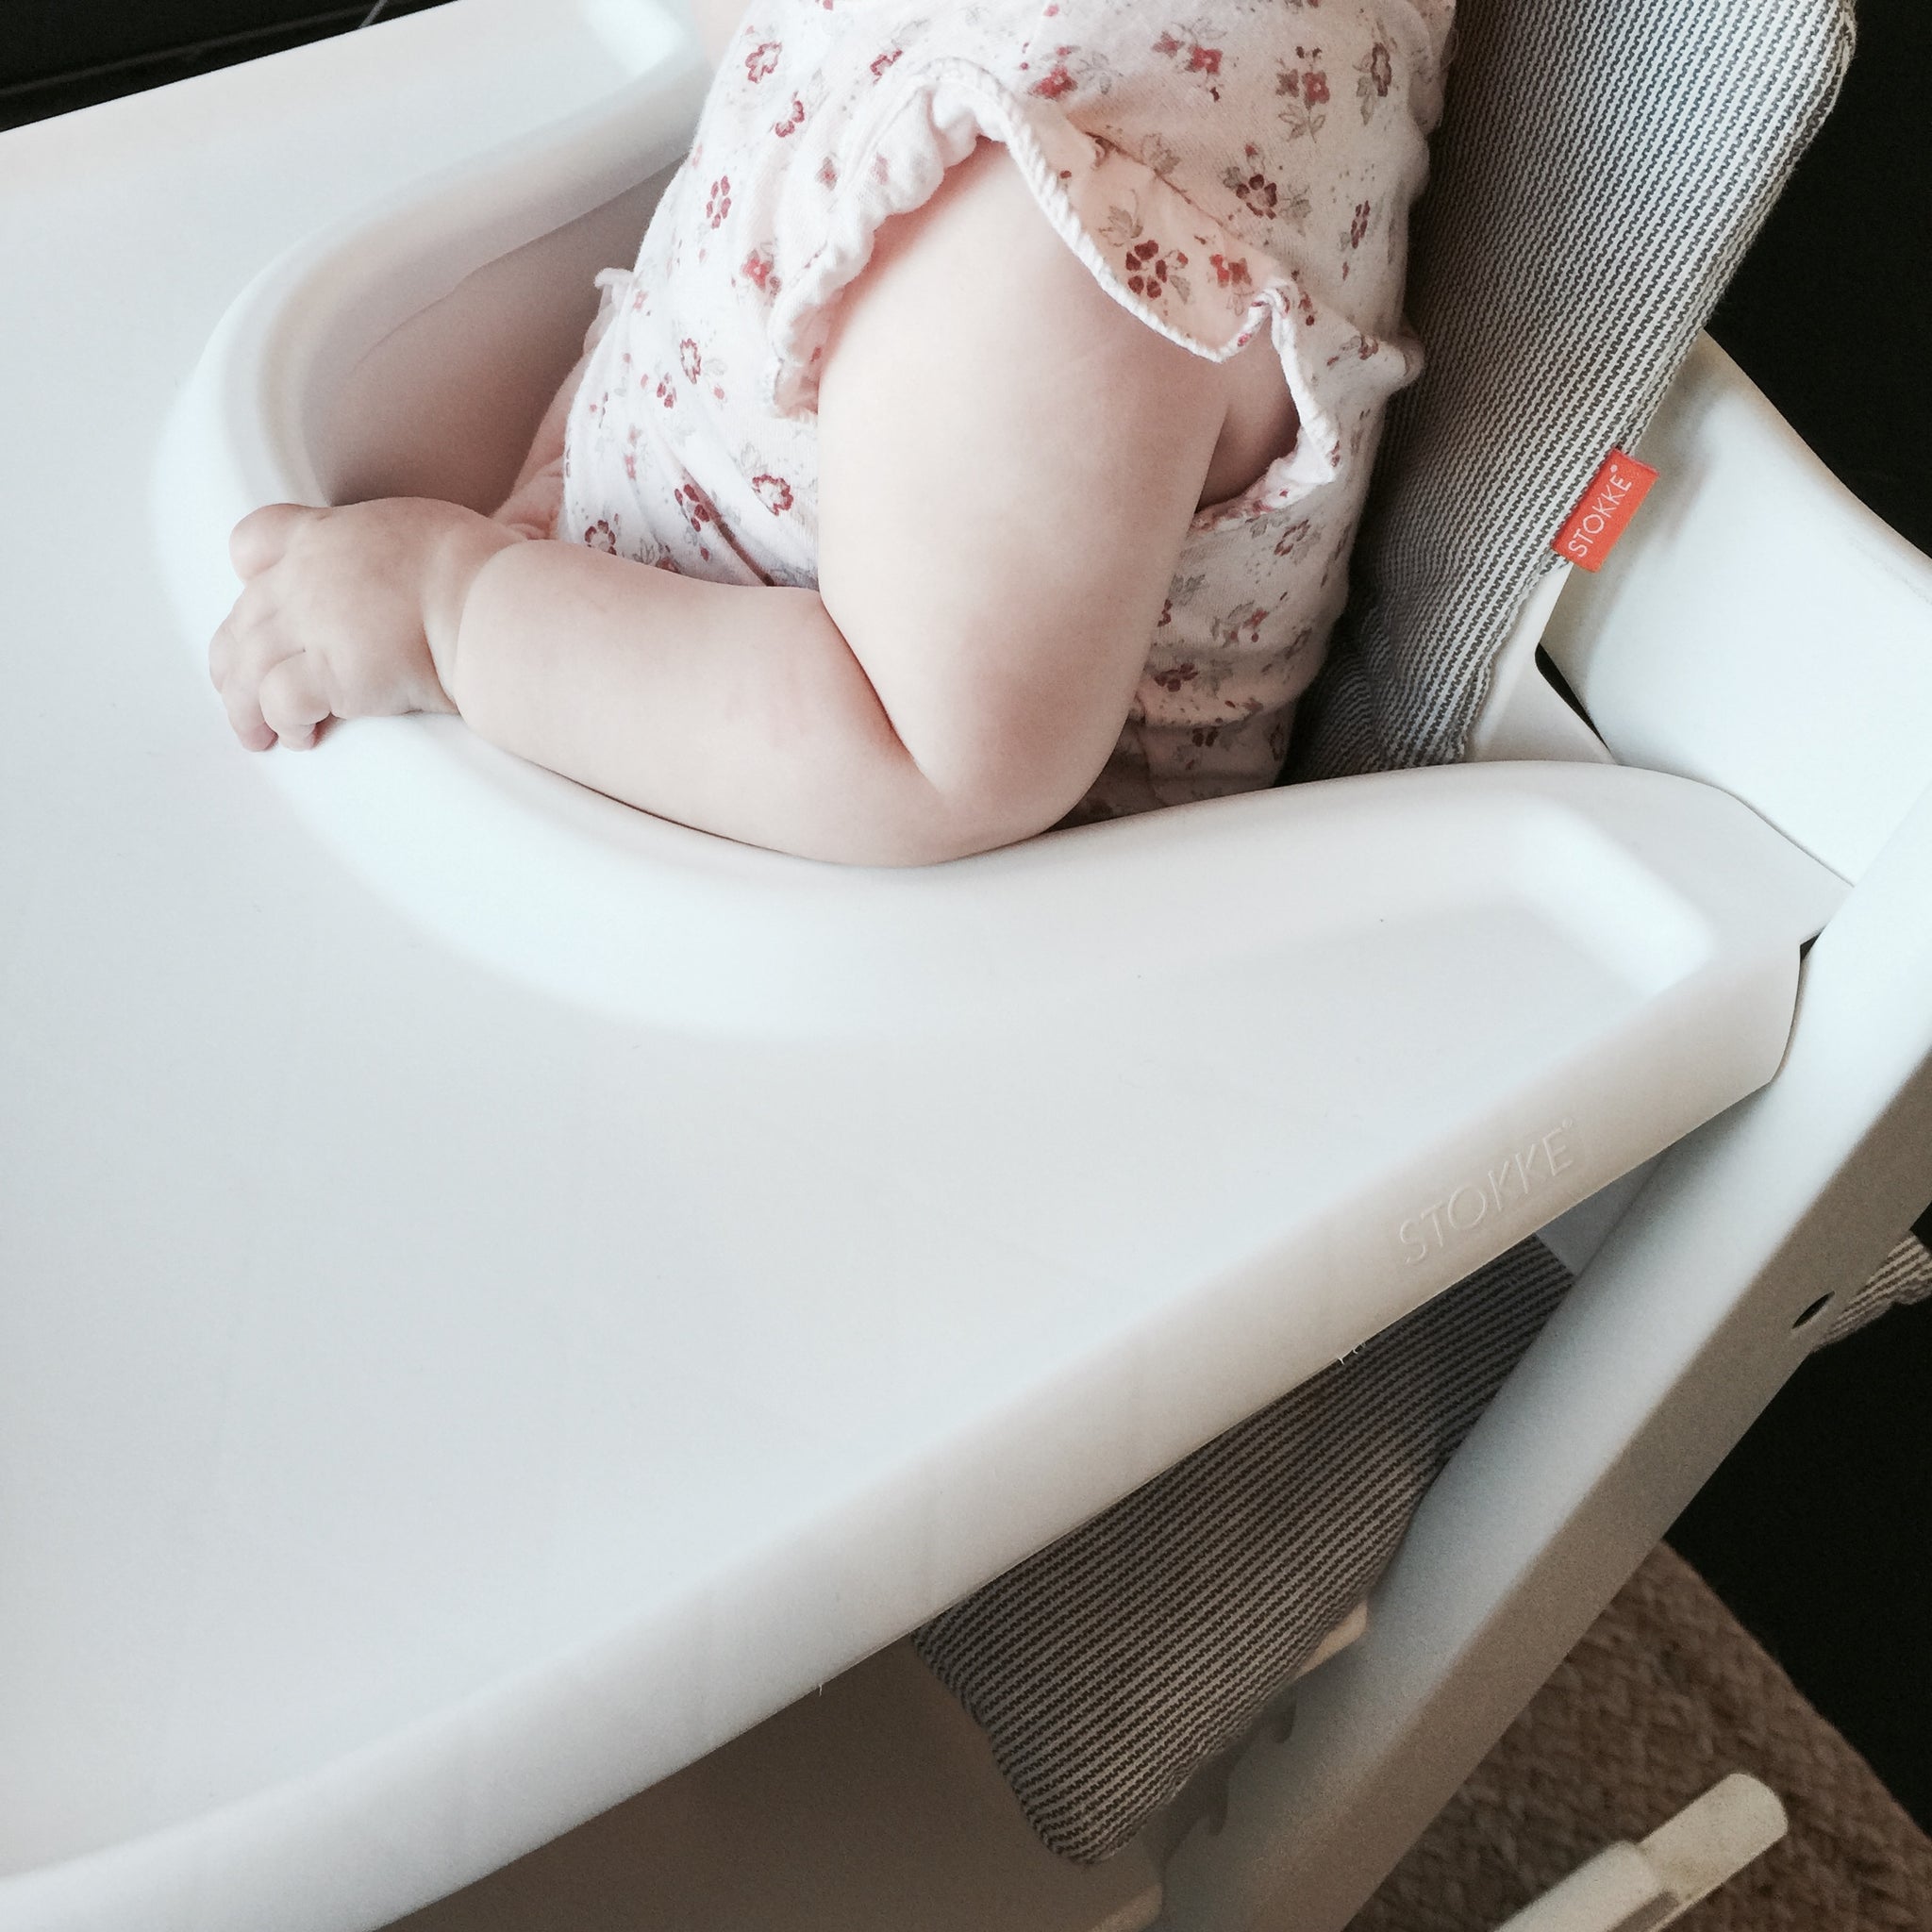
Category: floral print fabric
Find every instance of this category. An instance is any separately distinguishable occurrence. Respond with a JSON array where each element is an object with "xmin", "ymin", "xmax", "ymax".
[{"xmin": 560, "ymin": 0, "xmax": 1454, "ymax": 818}]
